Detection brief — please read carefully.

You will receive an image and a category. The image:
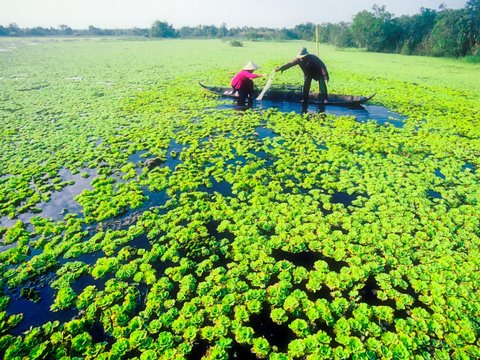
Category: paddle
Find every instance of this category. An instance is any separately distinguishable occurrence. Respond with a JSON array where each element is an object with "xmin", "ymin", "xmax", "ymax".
[{"xmin": 256, "ymin": 70, "xmax": 275, "ymax": 100}]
